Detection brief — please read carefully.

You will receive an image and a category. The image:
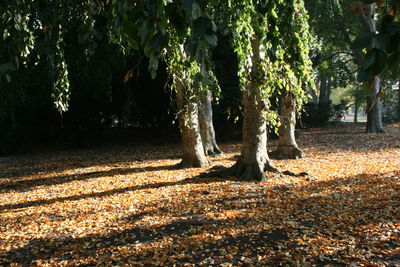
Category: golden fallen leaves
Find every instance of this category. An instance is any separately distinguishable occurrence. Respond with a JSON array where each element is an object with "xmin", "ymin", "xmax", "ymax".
[{"xmin": 0, "ymin": 123, "xmax": 399, "ymax": 266}]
